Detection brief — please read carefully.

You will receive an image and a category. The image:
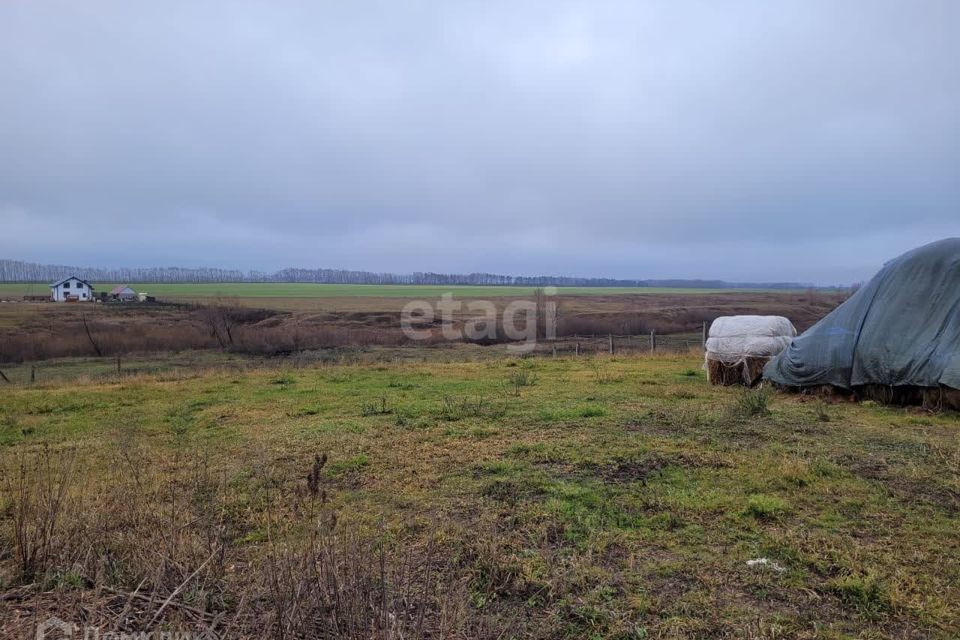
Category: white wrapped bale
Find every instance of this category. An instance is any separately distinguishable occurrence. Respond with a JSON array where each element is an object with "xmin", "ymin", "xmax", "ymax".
[
  {"xmin": 705, "ymin": 335, "xmax": 795, "ymax": 360},
  {"xmin": 708, "ymin": 315, "xmax": 796, "ymax": 339},
  {"xmin": 705, "ymin": 315, "xmax": 796, "ymax": 386}
]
